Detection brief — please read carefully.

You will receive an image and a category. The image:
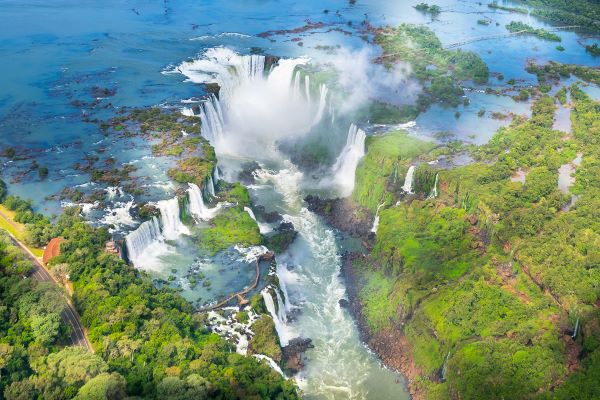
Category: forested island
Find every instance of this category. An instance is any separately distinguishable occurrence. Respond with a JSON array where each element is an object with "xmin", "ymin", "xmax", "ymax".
[{"xmin": 1, "ymin": 0, "xmax": 599, "ymax": 399}]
